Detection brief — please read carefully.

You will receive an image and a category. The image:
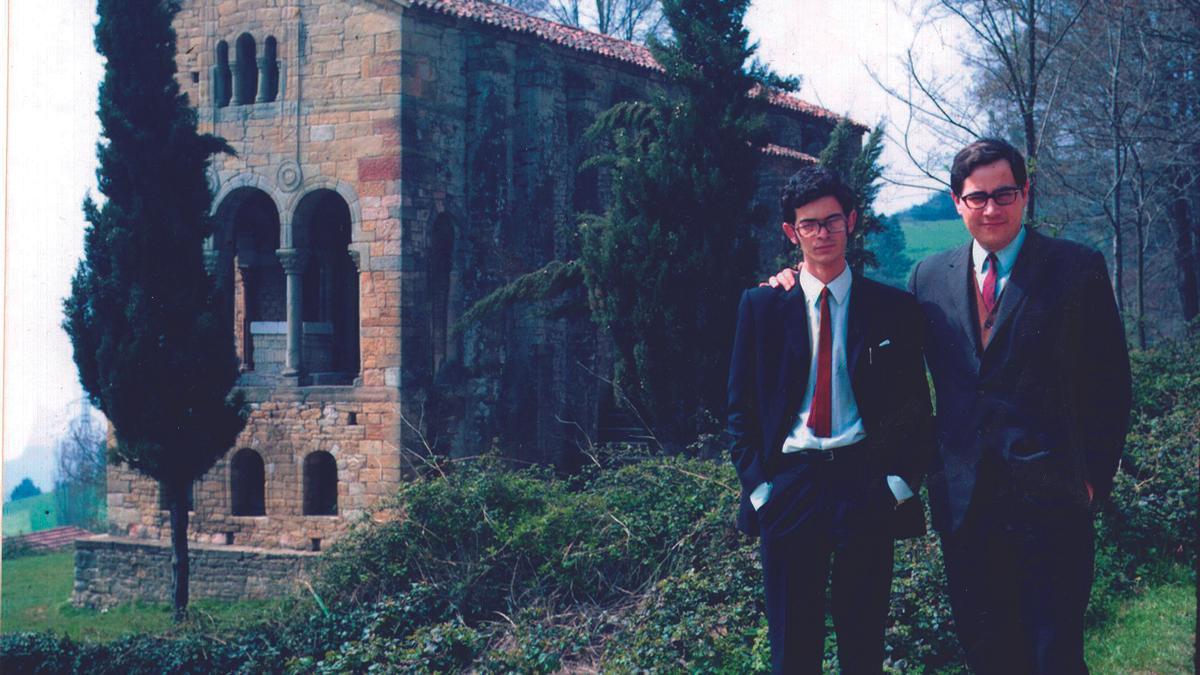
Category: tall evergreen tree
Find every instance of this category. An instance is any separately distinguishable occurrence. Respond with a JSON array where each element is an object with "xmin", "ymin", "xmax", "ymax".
[
  {"xmin": 458, "ymin": 0, "xmax": 795, "ymax": 450},
  {"xmin": 577, "ymin": 0, "xmax": 787, "ymax": 448},
  {"xmin": 817, "ymin": 121, "xmax": 901, "ymax": 278},
  {"xmin": 64, "ymin": 0, "xmax": 244, "ymax": 622}
]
